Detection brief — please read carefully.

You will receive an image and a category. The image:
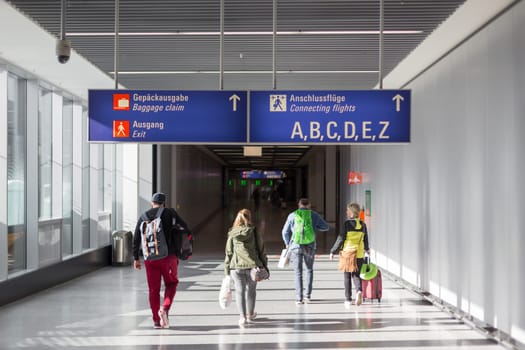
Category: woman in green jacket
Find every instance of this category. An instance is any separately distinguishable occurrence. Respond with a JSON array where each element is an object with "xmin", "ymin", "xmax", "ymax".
[{"xmin": 224, "ymin": 209, "xmax": 267, "ymax": 326}]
